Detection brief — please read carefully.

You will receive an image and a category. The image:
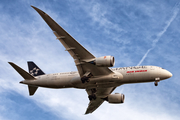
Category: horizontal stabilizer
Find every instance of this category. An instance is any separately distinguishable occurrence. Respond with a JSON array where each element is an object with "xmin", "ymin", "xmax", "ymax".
[
  {"xmin": 28, "ymin": 85, "xmax": 38, "ymax": 96},
  {"xmin": 8, "ymin": 62, "xmax": 35, "ymax": 80}
]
